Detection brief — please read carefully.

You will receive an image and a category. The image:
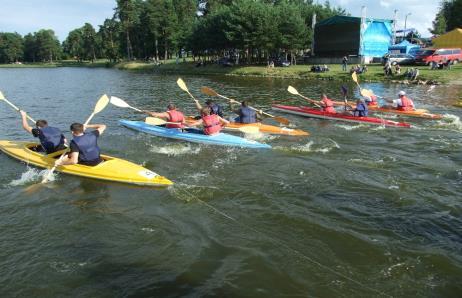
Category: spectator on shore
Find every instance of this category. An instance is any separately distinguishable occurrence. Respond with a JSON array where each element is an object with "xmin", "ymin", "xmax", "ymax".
[
  {"xmin": 395, "ymin": 64, "xmax": 401, "ymax": 75},
  {"xmin": 342, "ymin": 56, "xmax": 348, "ymax": 71}
]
